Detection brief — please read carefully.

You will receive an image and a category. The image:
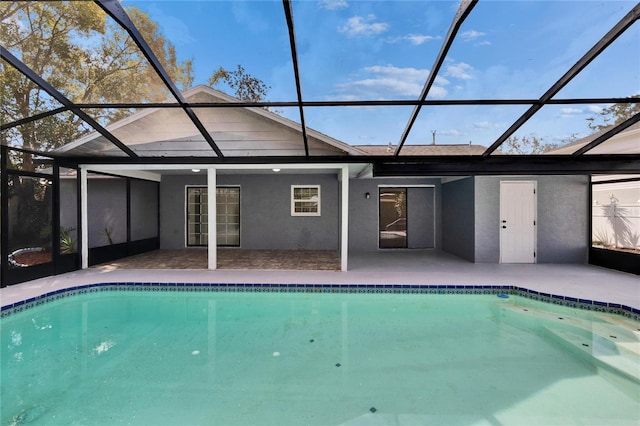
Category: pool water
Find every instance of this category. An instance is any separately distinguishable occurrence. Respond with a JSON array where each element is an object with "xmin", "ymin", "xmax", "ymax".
[{"xmin": 1, "ymin": 291, "xmax": 639, "ymax": 425}]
